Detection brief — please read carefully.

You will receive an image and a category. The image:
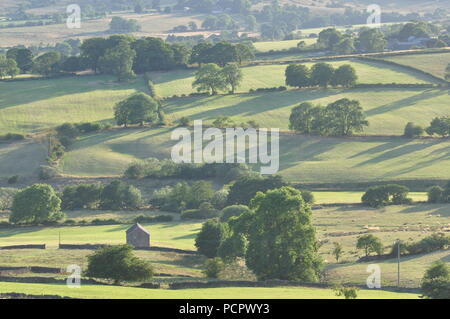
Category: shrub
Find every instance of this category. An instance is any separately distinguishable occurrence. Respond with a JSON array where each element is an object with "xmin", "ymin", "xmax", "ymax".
[
  {"xmin": 7, "ymin": 175, "xmax": 19, "ymax": 184},
  {"xmin": 217, "ymin": 233, "xmax": 248, "ymax": 261},
  {"xmin": 404, "ymin": 122, "xmax": 424, "ymax": 138},
  {"xmin": 61, "ymin": 184, "xmax": 103, "ymax": 210},
  {"xmin": 85, "ymin": 245, "xmax": 153, "ymax": 284},
  {"xmin": 362, "ymin": 184, "xmax": 412, "ymax": 207},
  {"xmin": 181, "ymin": 202, "xmax": 220, "ymax": 220},
  {"xmin": 100, "ymin": 180, "xmax": 142, "ymax": 210},
  {"xmin": 178, "ymin": 116, "xmax": 191, "ymax": 127},
  {"xmin": 333, "ymin": 286, "xmax": 359, "ymax": 299},
  {"xmin": 299, "ymin": 189, "xmax": 315, "ymax": 205},
  {"xmin": 421, "ymin": 261, "xmax": 450, "ymax": 299},
  {"xmin": 427, "ymin": 186, "xmax": 444, "ymax": 203},
  {"xmin": 56, "ymin": 123, "xmax": 80, "ymax": 139},
  {"xmin": 0, "ymin": 133, "xmax": 25, "ymax": 142},
  {"xmin": 38, "ymin": 165, "xmax": 58, "ymax": 180},
  {"xmin": 406, "ymin": 233, "xmax": 450, "ymax": 255},
  {"xmin": 76, "ymin": 122, "xmax": 103, "ymax": 133},
  {"xmin": 195, "ymin": 220, "xmax": 230, "ymax": 258},
  {"xmin": 203, "ymin": 258, "xmax": 225, "ymax": 279},
  {"xmin": 10, "ymin": 184, "xmax": 64, "ymax": 224},
  {"xmin": 356, "ymin": 234, "xmax": 384, "ymax": 256}
]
